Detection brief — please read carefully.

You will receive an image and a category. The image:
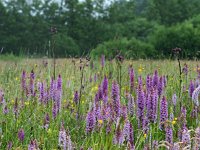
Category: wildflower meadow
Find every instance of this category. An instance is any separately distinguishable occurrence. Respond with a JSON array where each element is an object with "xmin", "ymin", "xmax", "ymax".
[{"xmin": 0, "ymin": 57, "xmax": 200, "ymax": 150}]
